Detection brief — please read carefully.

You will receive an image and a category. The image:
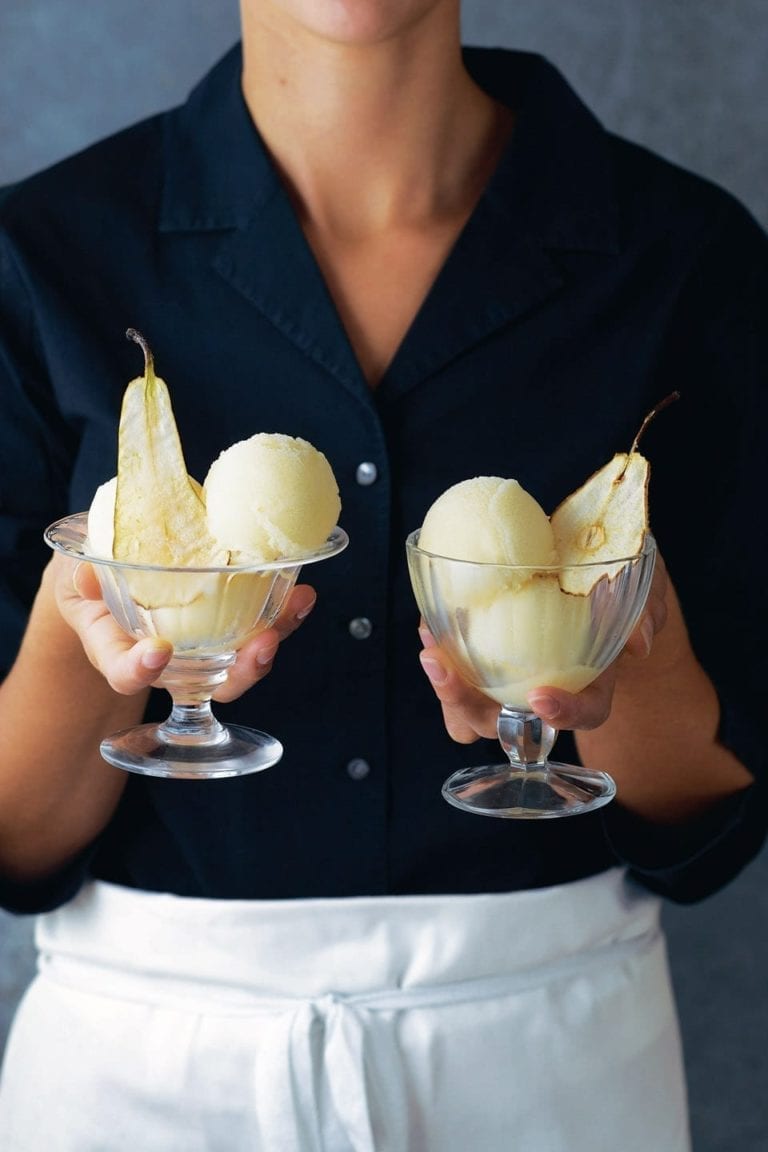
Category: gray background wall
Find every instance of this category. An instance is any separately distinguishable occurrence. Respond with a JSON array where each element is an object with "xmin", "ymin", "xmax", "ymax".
[{"xmin": 1, "ymin": 3, "xmax": 766, "ymax": 1150}]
